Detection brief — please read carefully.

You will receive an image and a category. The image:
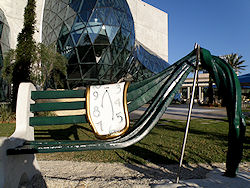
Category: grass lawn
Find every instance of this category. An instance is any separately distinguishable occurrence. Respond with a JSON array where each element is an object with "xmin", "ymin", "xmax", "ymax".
[{"xmin": 0, "ymin": 118, "xmax": 249, "ymax": 165}]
